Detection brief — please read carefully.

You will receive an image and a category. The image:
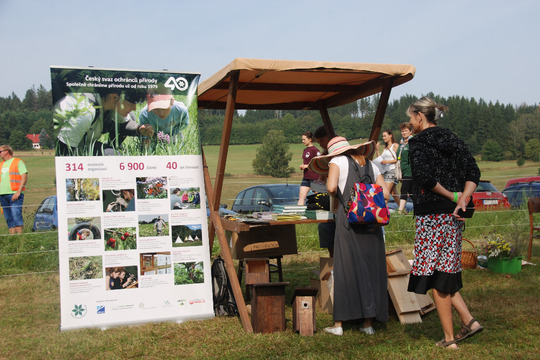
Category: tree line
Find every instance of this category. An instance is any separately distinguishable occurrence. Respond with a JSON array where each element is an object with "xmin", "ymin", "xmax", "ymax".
[
  {"xmin": 1, "ymin": 86, "xmax": 539, "ymax": 161},
  {"xmin": 200, "ymin": 94, "xmax": 540, "ymax": 162}
]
